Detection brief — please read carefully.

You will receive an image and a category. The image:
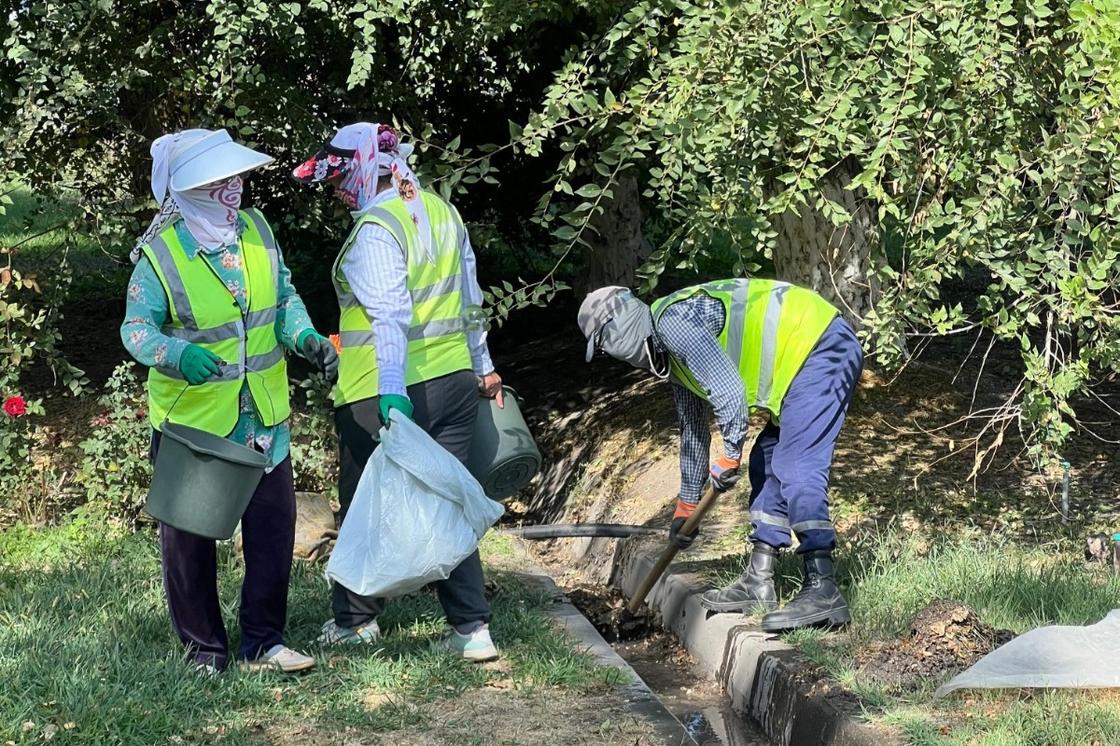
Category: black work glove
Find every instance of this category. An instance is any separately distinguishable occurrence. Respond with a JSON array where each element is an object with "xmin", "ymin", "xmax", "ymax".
[
  {"xmin": 301, "ymin": 332, "xmax": 339, "ymax": 385},
  {"xmin": 668, "ymin": 499, "xmax": 700, "ymax": 550},
  {"xmin": 708, "ymin": 456, "xmax": 741, "ymax": 493}
]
